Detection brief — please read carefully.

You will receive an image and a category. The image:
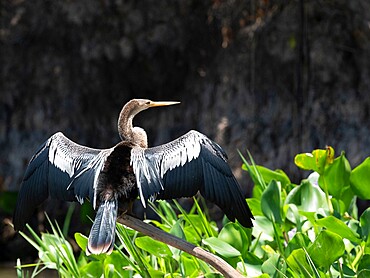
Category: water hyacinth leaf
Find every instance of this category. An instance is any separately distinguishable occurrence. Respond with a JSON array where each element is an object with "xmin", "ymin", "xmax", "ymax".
[
  {"xmin": 316, "ymin": 216, "xmax": 361, "ymax": 243},
  {"xmin": 246, "ymin": 198, "xmax": 263, "ymax": 216},
  {"xmin": 286, "ymin": 248, "xmax": 312, "ymax": 277},
  {"xmin": 261, "ymin": 253, "xmax": 286, "ymax": 276},
  {"xmin": 358, "ymin": 254, "xmax": 370, "ymax": 275},
  {"xmin": 285, "ymin": 178, "xmax": 329, "ymax": 212},
  {"xmin": 218, "ymin": 222, "xmax": 249, "ymax": 255},
  {"xmin": 75, "ymin": 233, "xmax": 88, "ymax": 251},
  {"xmin": 285, "ymin": 232, "xmax": 311, "ymax": 257},
  {"xmin": 358, "ymin": 269, "xmax": 370, "ymax": 278},
  {"xmin": 169, "ymin": 219, "xmax": 186, "ymax": 240},
  {"xmin": 360, "ymin": 208, "xmax": 370, "ymax": 240},
  {"xmin": 255, "ymin": 166, "xmax": 291, "ymax": 188},
  {"xmin": 251, "ymin": 216, "xmax": 274, "ymax": 241},
  {"xmin": 80, "ymin": 261, "xmax": 104, "ymax": 278},
  {"xmin": 202, "ymin": 237, "xmax": 241, "ymax": 258},
  {"xmin": 104, "ymin": 263, "xmax": 115, "ymax": 278},
  {"xmin": 135, "ymin": 236, "xmax": 173, "ymax": 258},
  {"xmin": 104, "ymin": 251, "xmax": 131, "ymax": 274},
  {"xmin": 319, "ymin": 152, "xmax": 351, "ymax": 199},
  {"xmin": 308, "ymin": 230, "xmax": 345, "ymax": 269},
  {"xmin": 180, "ymin": 253, "xmax": 200, "ymax": 277},
  {"xmin": 294, "ymin": 147, "xmax": 334, "ymax": 174},
  {"xmin": 169, "ymin": 219, "xmax": 185, "ymax": 258},
  {"xmin": 261, "ymin": 180, "xmax": 283, "ymax": 223},
  {"xmin": 350, "ymin": 157, "xmax": 370, "ymax": 200}
]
